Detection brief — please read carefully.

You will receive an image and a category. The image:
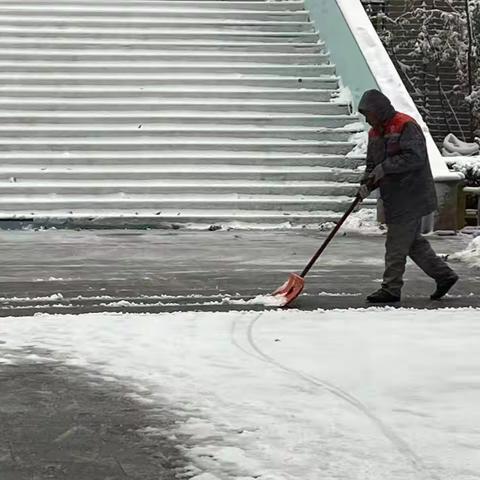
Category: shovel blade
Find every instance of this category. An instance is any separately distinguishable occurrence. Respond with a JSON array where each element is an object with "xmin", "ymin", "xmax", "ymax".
[{"xmin": 272, "ymin": 273, "xmax": 305, "ymax": 307}]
